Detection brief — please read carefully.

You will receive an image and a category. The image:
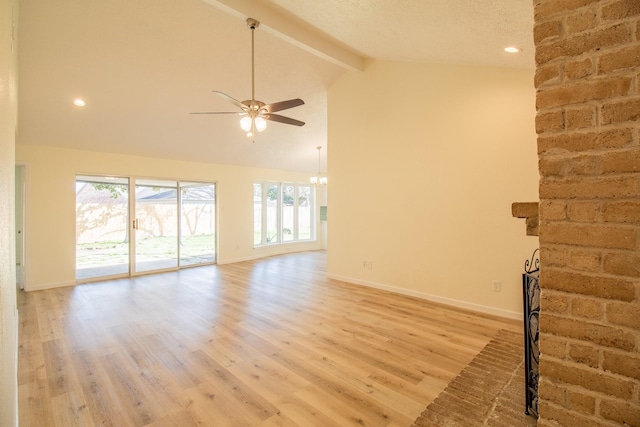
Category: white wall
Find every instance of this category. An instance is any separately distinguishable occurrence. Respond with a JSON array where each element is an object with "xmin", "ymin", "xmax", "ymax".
[
  {"xmin": 0, "ymin": 0, "xmax": 18, "ymax": 424},
  {"xmin": 16, "ymin": 145, "xmax": 322, "ymax": 290},
  {"xmin": 327, "ymin": 60, "xmax": 539, "ymax": 318}
]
